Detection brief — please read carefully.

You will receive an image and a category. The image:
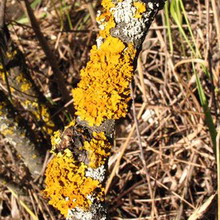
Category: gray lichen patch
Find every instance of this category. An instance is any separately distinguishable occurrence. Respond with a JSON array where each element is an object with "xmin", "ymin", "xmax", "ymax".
[
  {"xmin": 85, "ymin": 165, "xmax": 106, "ymax": 182},
  {"xmin": 67, "ymin": 203, "xmax": 107, "ymax": 220},
  {"xmin": 110, "ymin": 0, "xmax": 163, "ymax": 48}
]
